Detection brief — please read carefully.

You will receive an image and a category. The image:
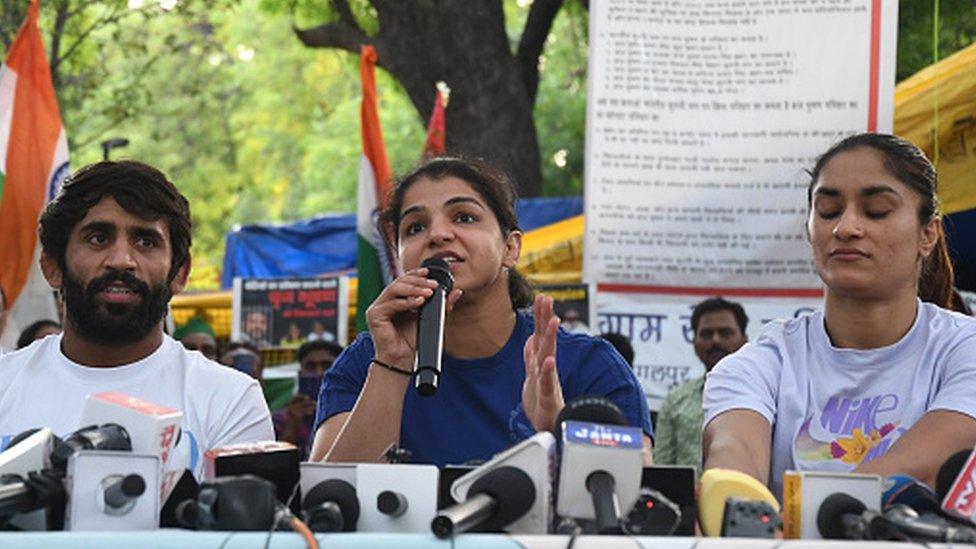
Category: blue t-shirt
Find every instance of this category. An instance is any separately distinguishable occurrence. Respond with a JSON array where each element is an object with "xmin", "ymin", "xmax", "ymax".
[{"xmin": 316, "ymin": 312, "xmax": 652, "ymax": 466}]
